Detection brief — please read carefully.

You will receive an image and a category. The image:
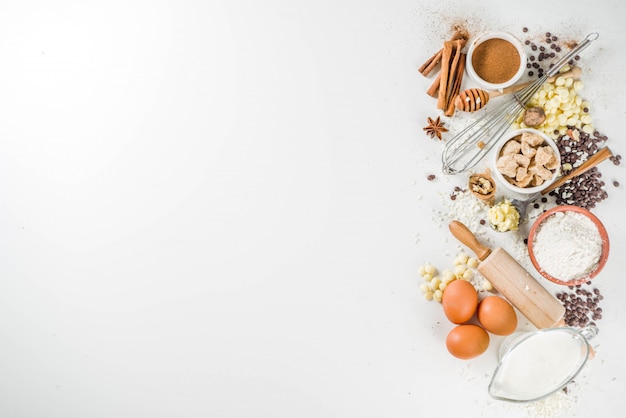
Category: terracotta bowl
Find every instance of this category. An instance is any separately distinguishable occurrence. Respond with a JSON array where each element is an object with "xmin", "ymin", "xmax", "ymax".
[{"xmin": 527, "ymin": 205, "xmax": 609, "ymax": 286}]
